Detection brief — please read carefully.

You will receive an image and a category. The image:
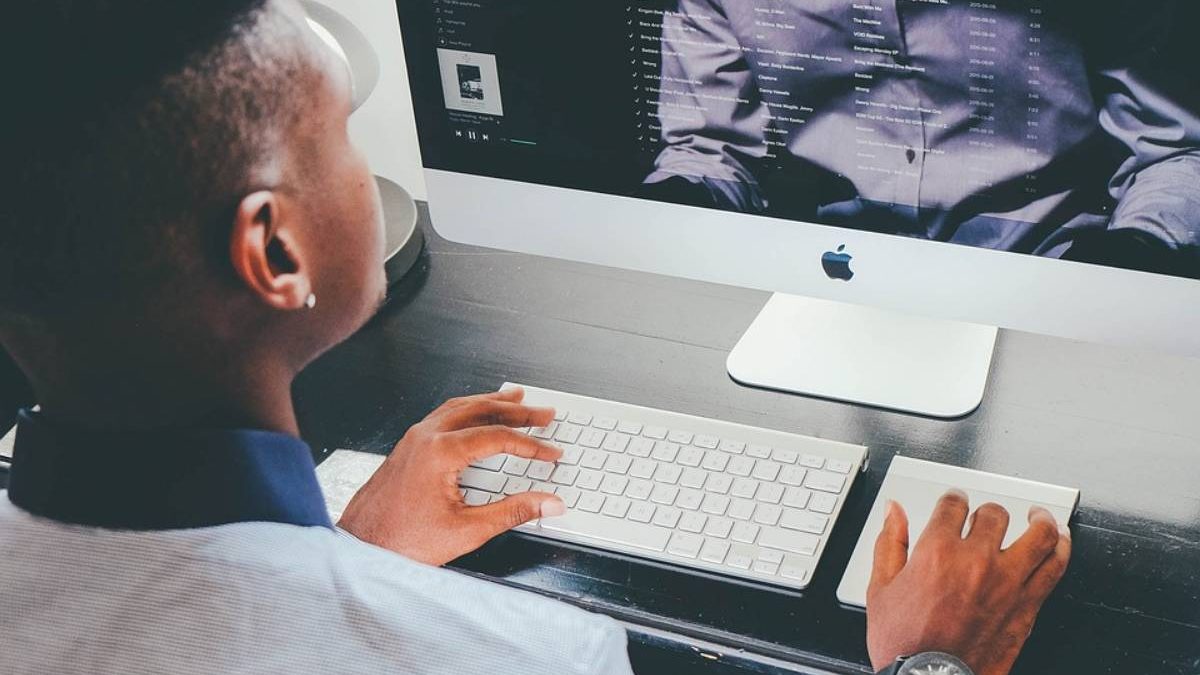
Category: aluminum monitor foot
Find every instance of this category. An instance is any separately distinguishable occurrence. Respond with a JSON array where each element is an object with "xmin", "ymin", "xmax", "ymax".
[{"xmin": 727, "ymin": 294, "xmax": 998, "ymax": 418}]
